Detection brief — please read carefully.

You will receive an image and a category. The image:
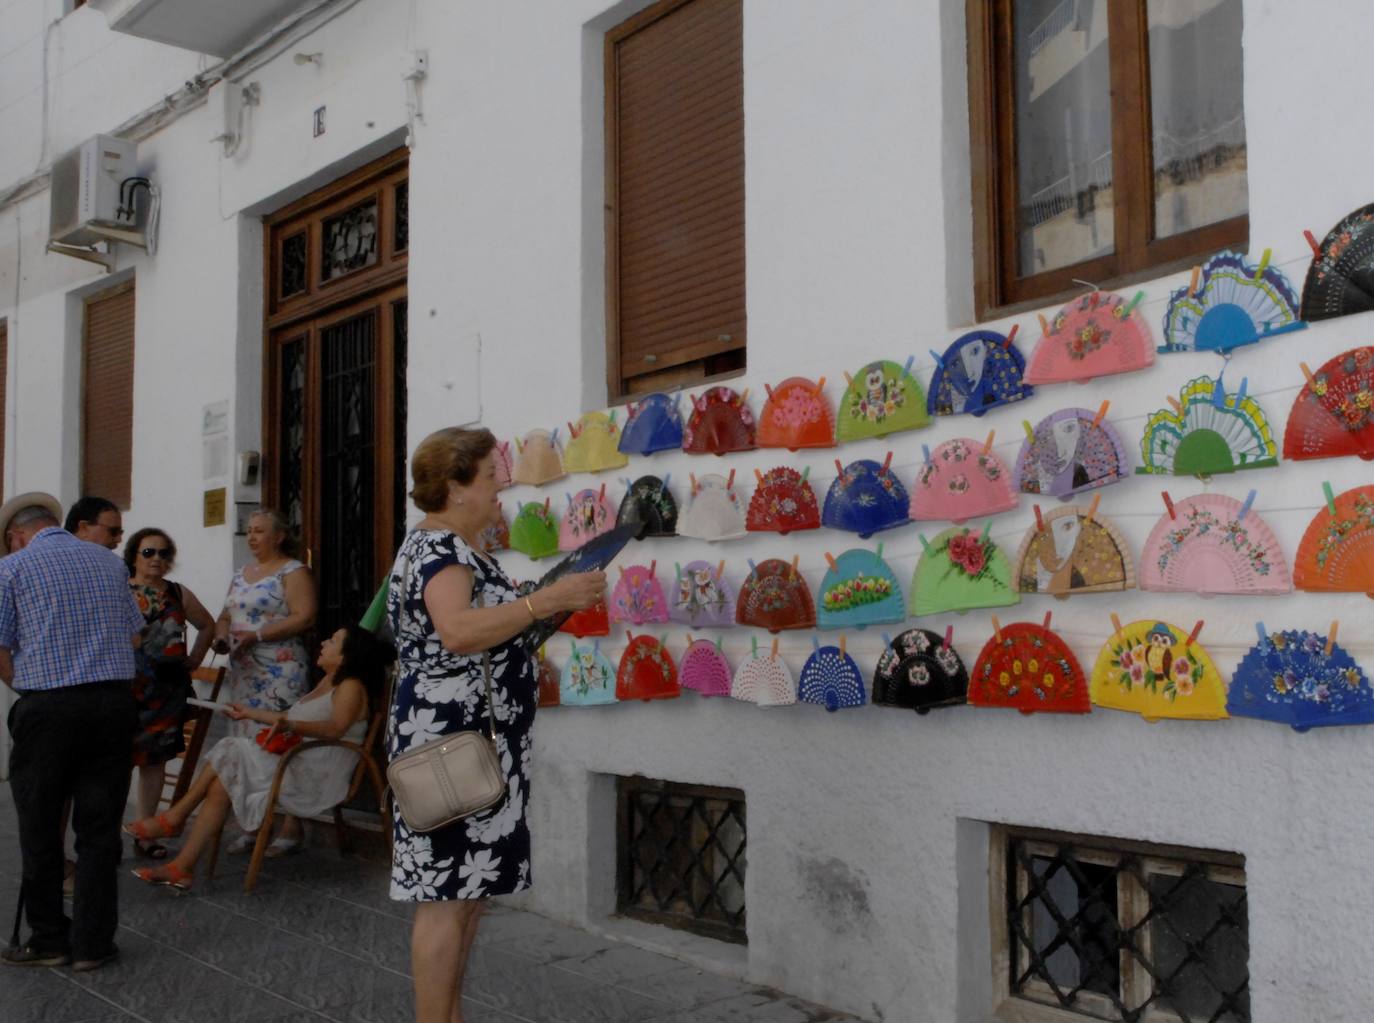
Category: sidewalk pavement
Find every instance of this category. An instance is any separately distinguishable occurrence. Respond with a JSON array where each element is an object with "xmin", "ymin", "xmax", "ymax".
[{"xmin": 0, "ymin": 783, "xmax": 864, "ymax": 1023}]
